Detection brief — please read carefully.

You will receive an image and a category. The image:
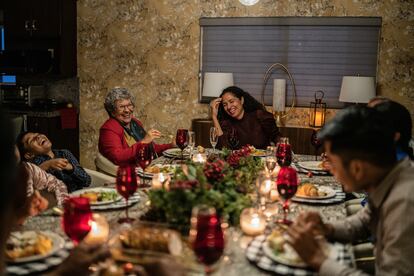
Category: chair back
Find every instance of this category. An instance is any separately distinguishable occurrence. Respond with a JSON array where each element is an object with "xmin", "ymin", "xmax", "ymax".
[{"xmin": 95, "ymin": 152, "xmax": 118, "ymax": 177}]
